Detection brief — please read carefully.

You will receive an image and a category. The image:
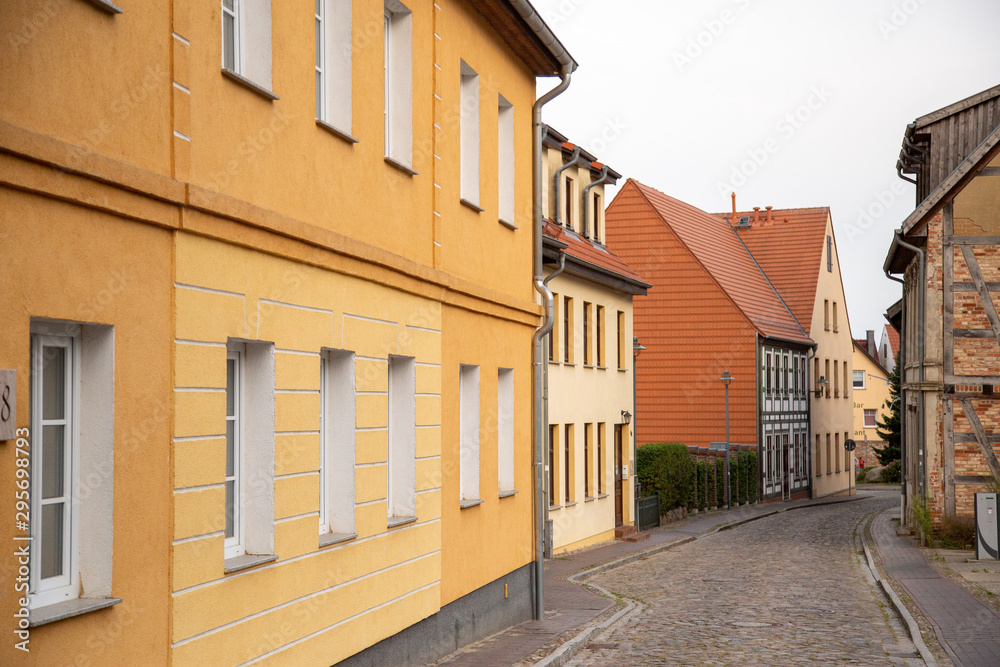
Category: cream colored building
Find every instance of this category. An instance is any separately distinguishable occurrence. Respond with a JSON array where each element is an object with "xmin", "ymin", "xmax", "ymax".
[
  {"xmin": 851, "ymin": 339, "xmax": 893, "ymax": 467},
  {"xmin": 727, "ymin": 205, "xmax": 856, "ymax": 498},
  {"xmin": 541, "ymin": 127, "xmax": 648, "ymax": 554}
]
